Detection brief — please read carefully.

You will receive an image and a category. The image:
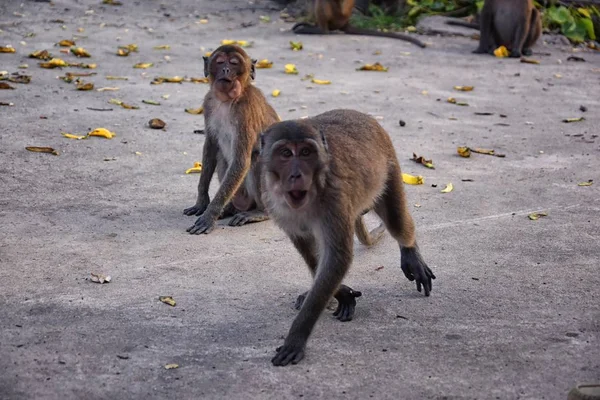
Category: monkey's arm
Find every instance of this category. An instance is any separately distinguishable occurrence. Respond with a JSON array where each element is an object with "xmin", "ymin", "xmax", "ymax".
[{"xmin": 183, "ymin": 134, "xmax": 218, "ymax": 216}]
